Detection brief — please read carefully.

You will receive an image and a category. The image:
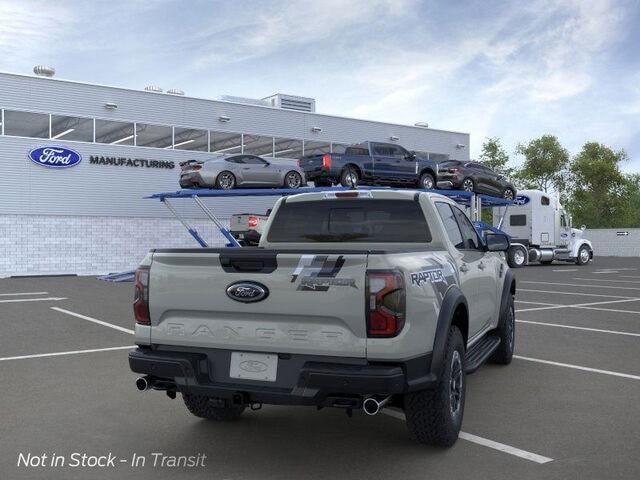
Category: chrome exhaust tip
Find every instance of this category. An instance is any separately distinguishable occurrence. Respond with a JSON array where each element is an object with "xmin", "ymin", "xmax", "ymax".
[
  {"xmin": 363, "ymin": 396, "xmax": 391, "ymax": 416},
  {"xmin": 135, "ymin": 376, "xmax": 151, "ymax": 391}
]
